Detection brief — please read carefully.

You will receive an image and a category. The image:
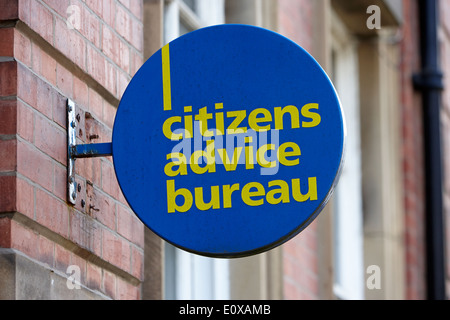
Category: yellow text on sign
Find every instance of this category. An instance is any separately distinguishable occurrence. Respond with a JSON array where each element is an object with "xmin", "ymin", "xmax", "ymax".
[
  {"xmin": 162, "ymin": 103, "xmax": 321, "ymax": 140},
  {"xmin": 166, "ymin": 178, "xmax": 318, "ymax": 213},
  {"xmin": 164, "ymin": 142, "xmax": 301, "ymax": 177}
]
